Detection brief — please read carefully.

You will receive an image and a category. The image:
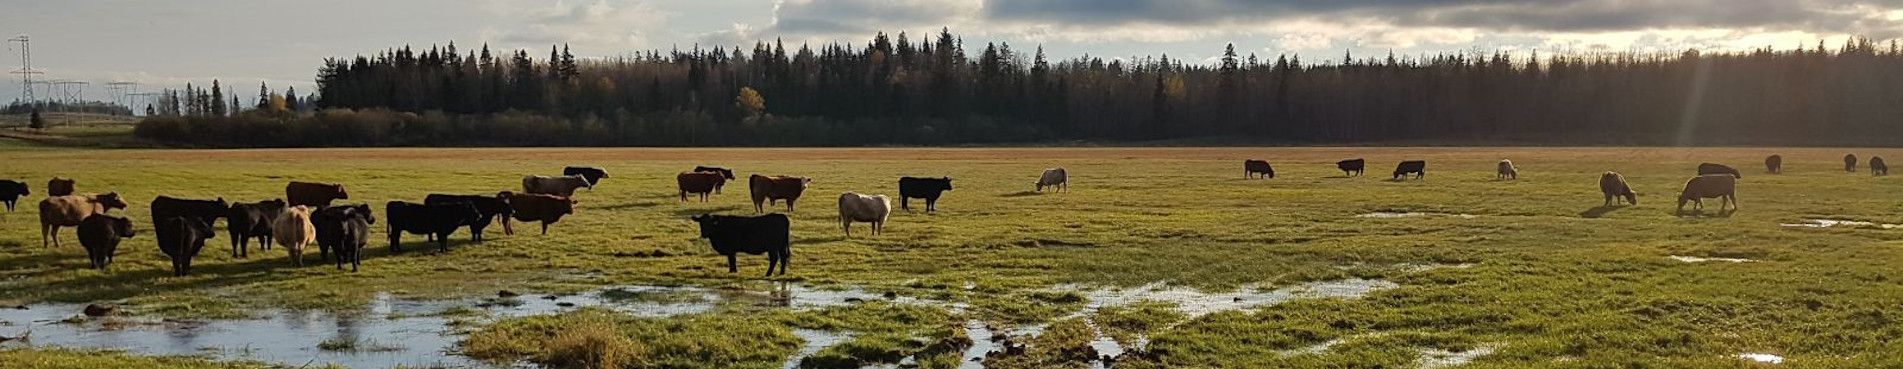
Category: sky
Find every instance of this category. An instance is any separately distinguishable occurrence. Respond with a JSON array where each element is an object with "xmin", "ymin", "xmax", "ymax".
[{"xmin": 4, "ymin": 0, "xmax": 1903, "ymax": 107}]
